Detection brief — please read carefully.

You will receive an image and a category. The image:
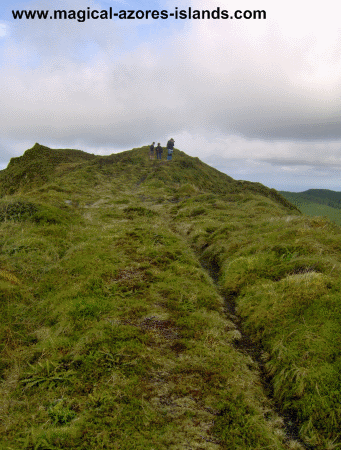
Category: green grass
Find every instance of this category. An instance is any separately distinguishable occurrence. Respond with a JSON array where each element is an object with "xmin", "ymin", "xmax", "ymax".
[
  {"xmin": 0, "ymin": 215, "xmax": 288, "ymax": 449},
  {"xmin": 173, "ymin": 199, "xmax": 341, "ymax": 448},
  {"xmin": 1, "ymin": 144, "xmax": 340, "ymax": 449}
]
